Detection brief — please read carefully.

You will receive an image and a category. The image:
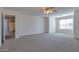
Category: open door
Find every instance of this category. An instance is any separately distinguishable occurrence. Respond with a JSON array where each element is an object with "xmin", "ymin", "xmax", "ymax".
[
  {"xmin": 0, "ymin": 14, "xmax": 15, "ymax": 47},
  {"xmin": 0, "ymin": 14, "xmax": 5, "ymax": 47},
  {"xmin": 0, "ymin": 14, "xmax": 2, "ymax": 47},
  {"xmin": 1, "ymin": 14, "xmax": 5, "ymax": 44}
]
